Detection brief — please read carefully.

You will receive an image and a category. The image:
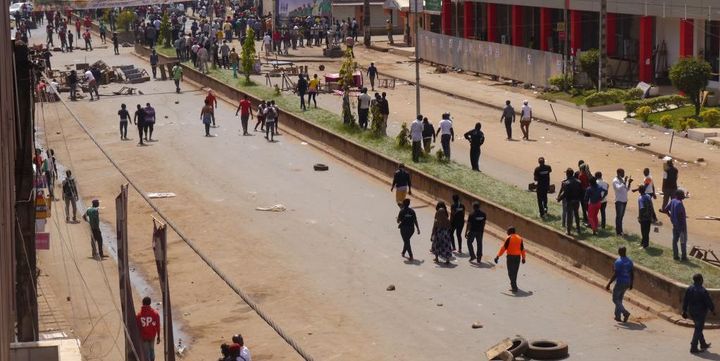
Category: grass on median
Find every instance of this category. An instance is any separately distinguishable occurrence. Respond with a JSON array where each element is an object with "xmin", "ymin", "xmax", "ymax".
[{"xmin": 188, "ymin": 60, "xmax": 720, "ymax": 287}]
